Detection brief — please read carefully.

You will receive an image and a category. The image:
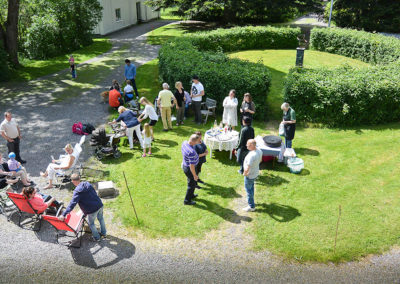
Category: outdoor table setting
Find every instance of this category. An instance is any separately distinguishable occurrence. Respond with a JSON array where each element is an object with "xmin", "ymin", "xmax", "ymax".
[{"xmin": 204, "ymin": 126, "xmax": 239, "ymax": 160}]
